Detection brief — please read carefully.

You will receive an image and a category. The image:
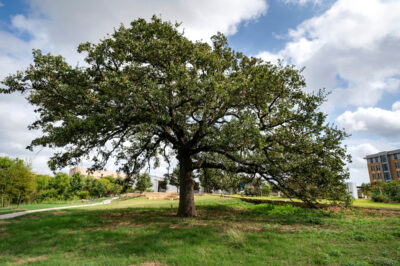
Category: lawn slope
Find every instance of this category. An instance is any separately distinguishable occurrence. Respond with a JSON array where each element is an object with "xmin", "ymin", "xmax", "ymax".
[{"xmin": 0, "ymin": 196, "xmax": 399, "ymax": 265}]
